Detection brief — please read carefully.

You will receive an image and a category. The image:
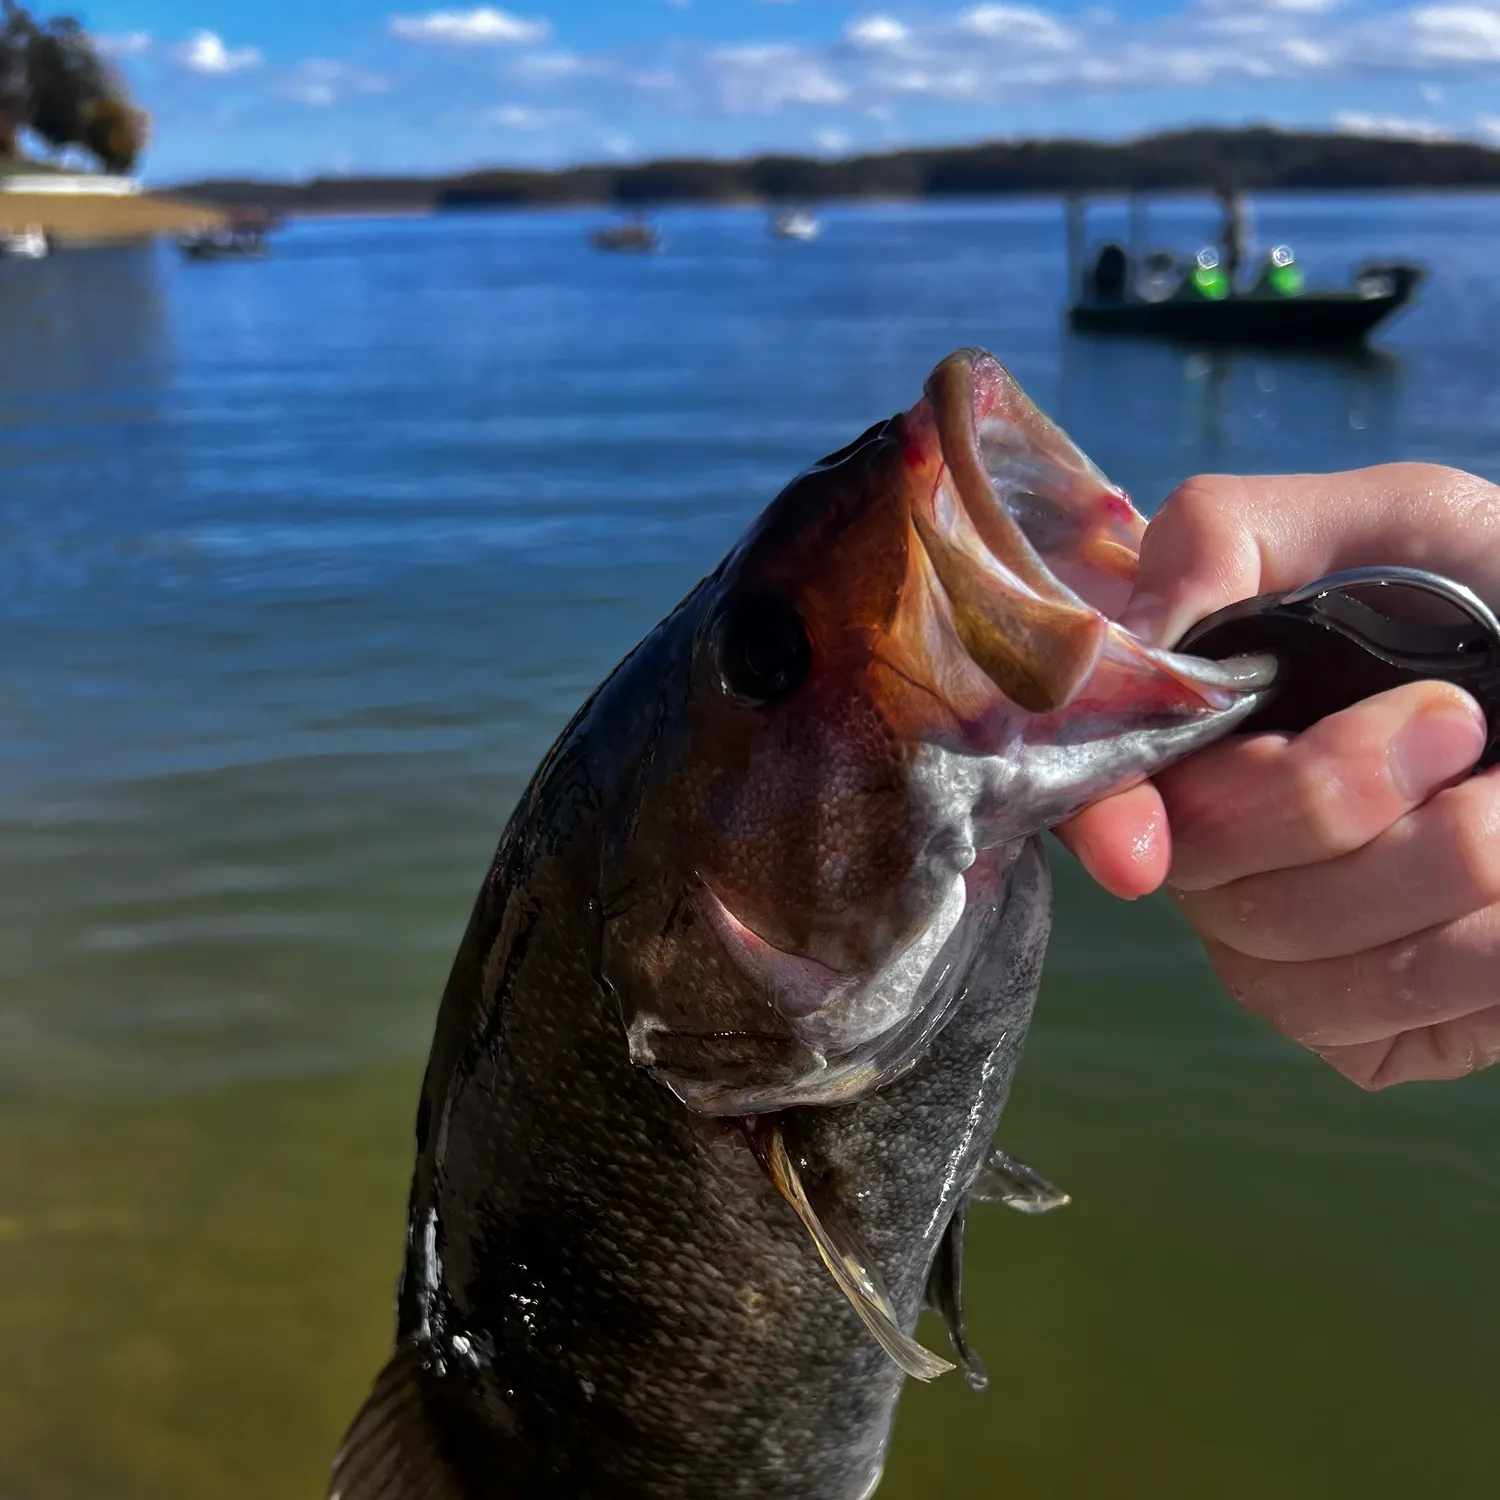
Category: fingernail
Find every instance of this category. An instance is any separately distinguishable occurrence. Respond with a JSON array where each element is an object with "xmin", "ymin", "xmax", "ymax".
[
  {"xmin": 1117, "ymin": 591, "xmax": 1169, "ymax": 645},
  {"xmin": 1391, "ymin": 698, "xmax": 1487, "ymax": 802}
]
